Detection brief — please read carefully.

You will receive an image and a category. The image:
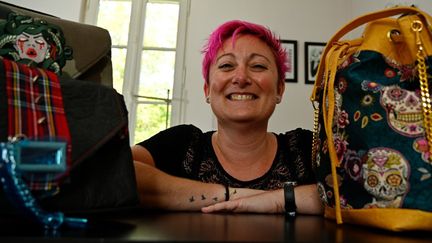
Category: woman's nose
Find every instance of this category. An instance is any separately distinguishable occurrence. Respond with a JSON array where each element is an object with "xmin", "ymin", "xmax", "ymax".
[{"xmin": 232, "ymin": 65, "xmax": 251, "ymax": 87}]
